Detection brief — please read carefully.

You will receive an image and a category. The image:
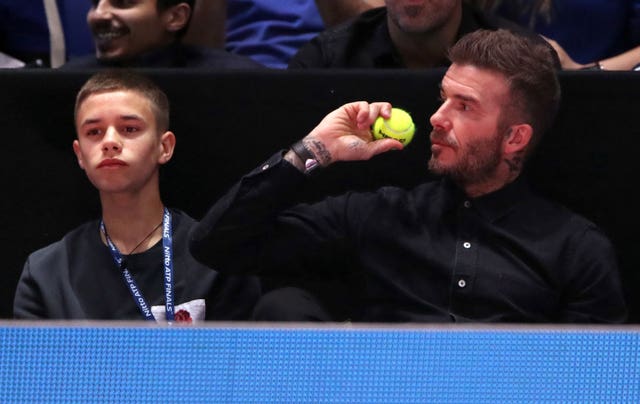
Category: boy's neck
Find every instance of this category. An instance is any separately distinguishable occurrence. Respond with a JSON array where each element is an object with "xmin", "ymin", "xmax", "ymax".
[{"xmin": 99, "ymin": 191, "xmax": 166, "ymax": 254}]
